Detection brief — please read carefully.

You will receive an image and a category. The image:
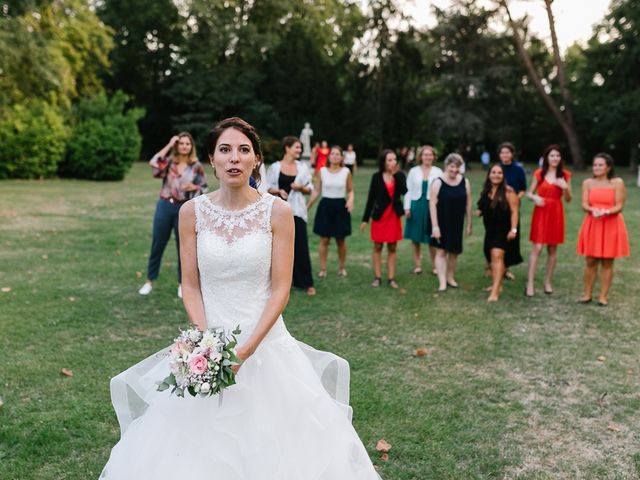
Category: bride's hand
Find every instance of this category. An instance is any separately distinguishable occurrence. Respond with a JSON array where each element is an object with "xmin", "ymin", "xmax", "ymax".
[{"xmin": 231, "ymin": 345, "xmax": 252, "ymax": 373}]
